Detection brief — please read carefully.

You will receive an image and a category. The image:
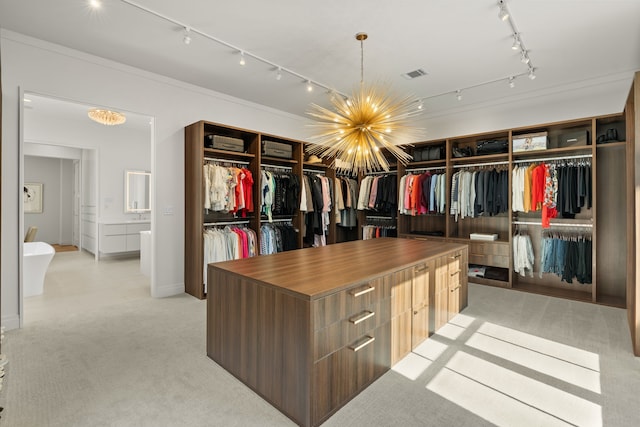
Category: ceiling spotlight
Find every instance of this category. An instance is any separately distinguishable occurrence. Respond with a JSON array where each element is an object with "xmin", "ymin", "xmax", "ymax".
[
  {"xmin": 239, "ymin": 51, "xmax": 246, "ymax": 66},
  {"xmin": 511, "ymin": 34, "xmax": 520, "ymax": 50},
  {"xmin": 509, "ymin": 77, "xmax": 515, "ymax": 88},
  {"xmin": 417, "ymin": 100, "xmax": 424, "ymax": 110},
  {"xmin": 456, "ymin": 90, "xmax": 462, "ymax": 101},
  {"xmin": 498, "ymin": 1, "xmax": 509, "ymax": 21},
  {"xmin": 528, "ymin": 67, "xmax": 536, "ymax": 80},
  {"xmin": 89, "ymin": 0, "xmax": 102, "ymax": 9},
  {"xmin": 183, "ymin": 27, "xmax": 191, "ymax": 45},
  {"xmin": 306, "ymin": 80, "xmax": 313, "ymax": 92},
  {"xmin": 276, "ymin": 67, "xmax": 282, "ymax": 81},
  {"xmin": 520, "ymin": 51, "xmax": 530, "ymax": 64}
]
